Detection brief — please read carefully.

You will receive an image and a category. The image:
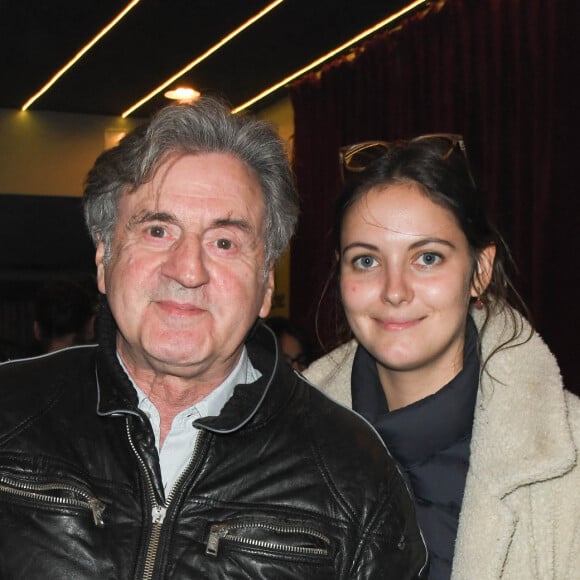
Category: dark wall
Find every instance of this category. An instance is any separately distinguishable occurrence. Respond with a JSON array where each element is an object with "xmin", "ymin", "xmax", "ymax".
[
  {"xmin": 0, "ymin": 194, "xmax": 95, "ymax": 276},
  {"xmin": 0, "ymin": 194, "xmax": 96, "ymax": 354}
]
